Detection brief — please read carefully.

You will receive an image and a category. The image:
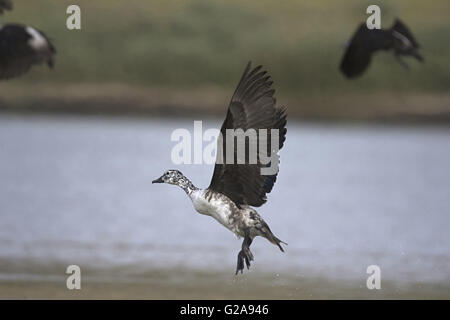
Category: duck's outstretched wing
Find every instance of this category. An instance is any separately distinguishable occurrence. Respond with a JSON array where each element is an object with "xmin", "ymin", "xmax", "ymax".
[
  {"xmin": 0, "ymin": 0, "xmax": 12, "ymax": 14},
  {"xmin": 340, "ymin": 23, "xmax": 393, "ymax": 78},
  {"xmin": 0, "ymin": 24, "xmax": 56, "ymax": 80},
  {"xmin": 208, "ymin": 62, "xmax": 287, "ymax": 207}
]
